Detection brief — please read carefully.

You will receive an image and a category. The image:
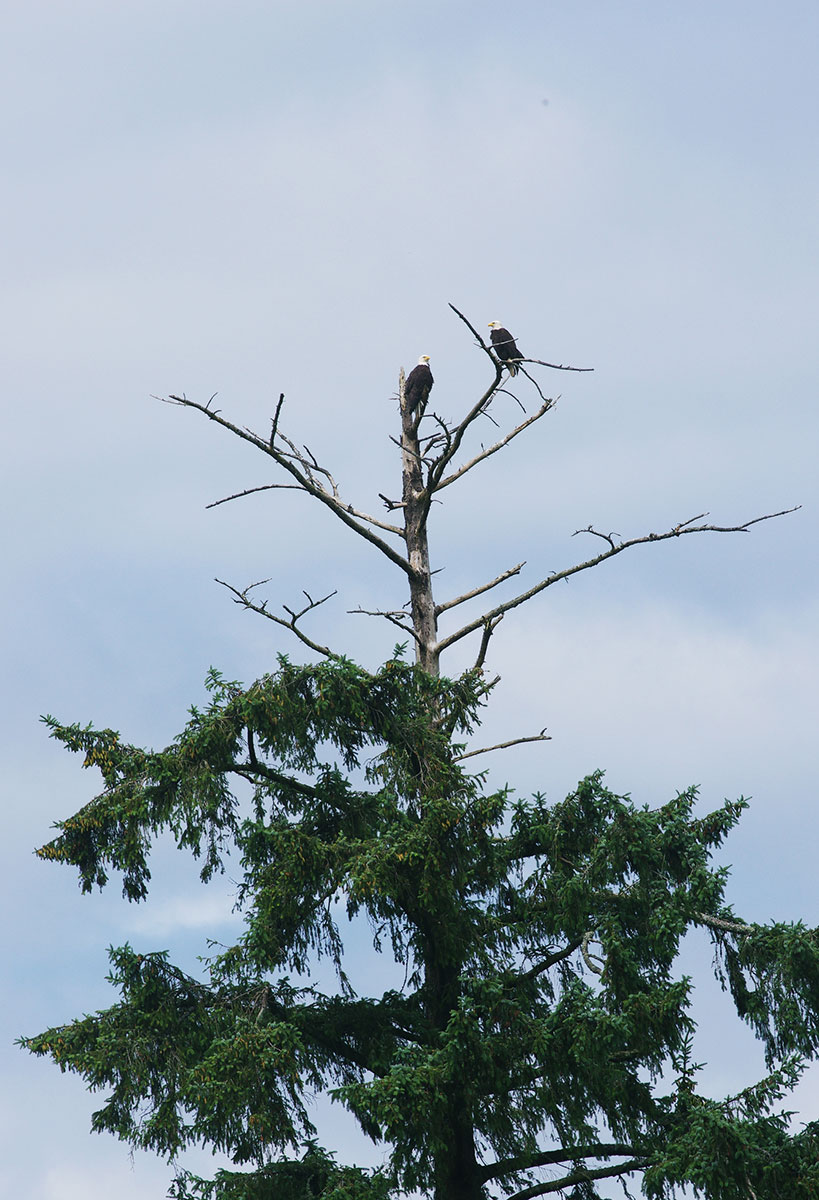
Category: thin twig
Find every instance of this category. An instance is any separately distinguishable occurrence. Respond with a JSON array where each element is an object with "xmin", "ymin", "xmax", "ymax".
[
  {"xmin": 448, "ymin": 303, "xmax": 494, "ymax": 357},
  {"xmin": 207, "ymin": 483, "xmax": 303, "ymax": 509},
  {"xmin": 521, "ymin": 357, "xmax": 594, "ymax": 373},
  {"xmin": 270, "ymin": 392, "xmax": 285, "ymax": 445},
  {"xmin": 349, "ymin": 607, "xmax": 421, "ymax": 644}
]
